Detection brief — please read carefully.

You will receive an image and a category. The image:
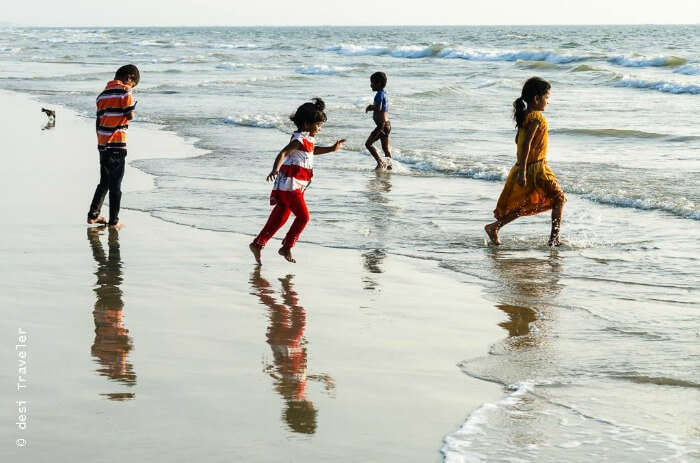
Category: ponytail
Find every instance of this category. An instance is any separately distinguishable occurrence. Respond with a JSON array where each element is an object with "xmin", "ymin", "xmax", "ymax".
[
  {"xmin": 311, "ymin": 97, "xmax": 325, "ymax": 112},
  {"xmin": 513, "ymin": 77, "xmax": 551, "ymax": 129},
  {"xmin": 513, "ymin": 97, "xmax": 527, "ymax": 129}
]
